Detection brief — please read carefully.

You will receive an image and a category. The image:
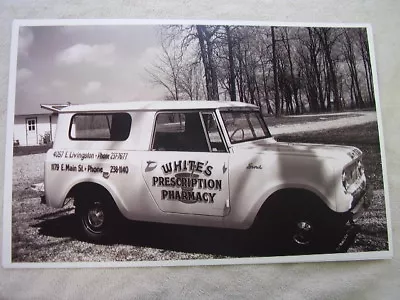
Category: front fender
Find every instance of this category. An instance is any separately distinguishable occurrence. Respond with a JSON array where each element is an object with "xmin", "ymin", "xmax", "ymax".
[
  {"xmin": 248, "ymin": 183, "xmax": 335, "ymax": 227},
  {"xmin": 225, "ymin": 182, "xmax": 334, "ymax": 230}
]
